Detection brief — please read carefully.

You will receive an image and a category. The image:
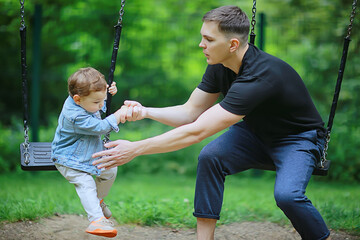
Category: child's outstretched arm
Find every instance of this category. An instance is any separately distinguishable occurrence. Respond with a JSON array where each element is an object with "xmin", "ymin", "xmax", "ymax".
[
  {"xmin": 113, "ymin": 105, "xmax": 129, "ymax": 124},
  {"xmin": 108, "ymin": 82, "xmax": 117, "ymax": 96}
]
